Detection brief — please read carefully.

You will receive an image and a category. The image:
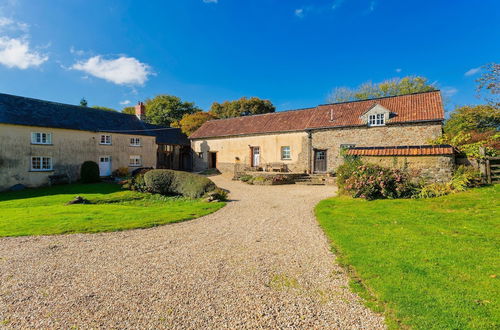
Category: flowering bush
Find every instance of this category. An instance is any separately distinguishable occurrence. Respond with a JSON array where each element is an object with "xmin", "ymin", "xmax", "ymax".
[{"xmin": 341, "ymin": 164, "xmax": 419, "ymax": 200}]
